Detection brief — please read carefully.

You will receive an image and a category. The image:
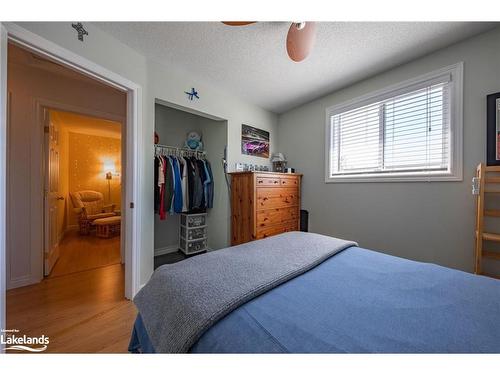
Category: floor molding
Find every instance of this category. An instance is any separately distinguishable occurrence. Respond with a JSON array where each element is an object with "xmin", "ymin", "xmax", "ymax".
[
  {"xmin": 154, "ymin": 245, "xmax": 179, "ymax": 257},
  {"xmin": 65, "ymin": 225, "xmax": 79, "ymax": 233},
  {"xmin": 7, "ymin": 274, "xmax": 32, "ymax": 290}
]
